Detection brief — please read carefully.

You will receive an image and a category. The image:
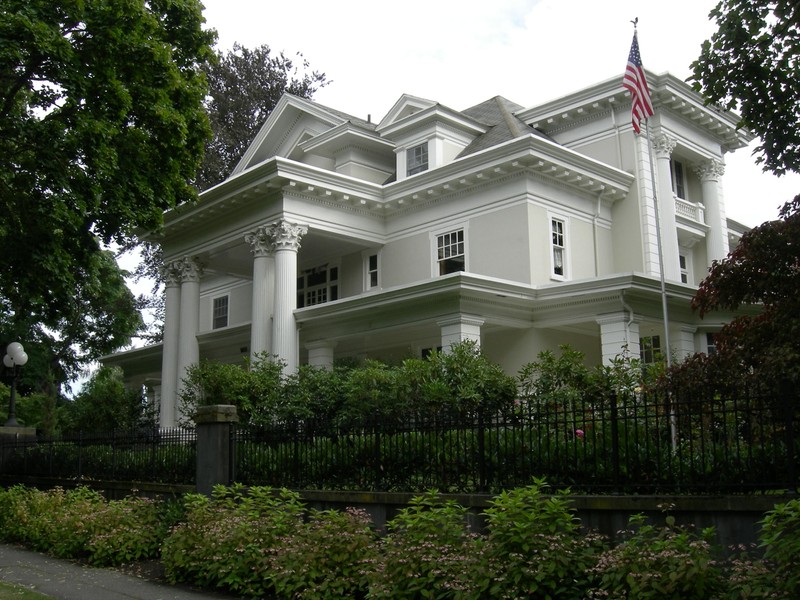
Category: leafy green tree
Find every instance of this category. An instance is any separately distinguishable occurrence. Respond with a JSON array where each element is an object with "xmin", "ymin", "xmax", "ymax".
[
  {"xmin": 128, "ymin": 42, "xmax": 329, "ymax": 343},
  {"xmin": 690, "ymin": 0, "xmax": 799, "ymax": 175},
  {"xmin": 62, "ymin": 366, "xmax": 151, "ymax": 433},
  {"xmin": 0, "ymin": 0, "xmax": 215, "ymax": 386},
  {"xmin": 195, "ymin": 43, "xmax": 329, "ymax": 190}
]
